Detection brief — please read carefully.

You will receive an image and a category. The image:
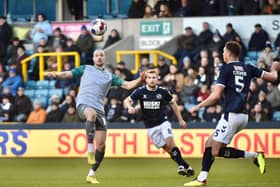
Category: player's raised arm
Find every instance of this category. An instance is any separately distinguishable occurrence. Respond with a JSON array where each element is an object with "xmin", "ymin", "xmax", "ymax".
[
  {"xmin": 170, "ymin": 99, "xmax": 187, "ymax": 128},
  {"xmin": 44, "ymin": 71, "xmax": 73, "ymax": 80},
  {"xmin": 189, "ymin": 85, "xmax": 224, "ymax": 114},
  {"xmin": 121, "ymin": 71, "xmax": 146, "ymax": 90}
]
